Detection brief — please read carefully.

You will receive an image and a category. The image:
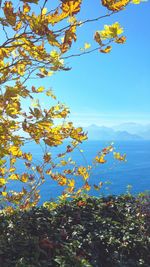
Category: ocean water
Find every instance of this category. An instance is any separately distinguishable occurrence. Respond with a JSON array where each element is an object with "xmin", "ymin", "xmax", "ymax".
[{"xmin": 11, "ymin": 141, "xmax": 150, "ymax": 204}]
